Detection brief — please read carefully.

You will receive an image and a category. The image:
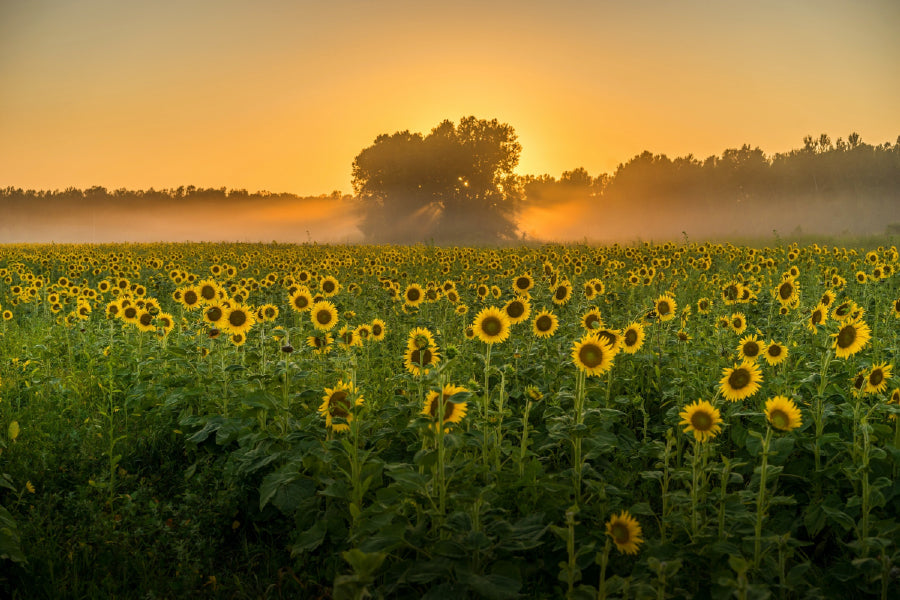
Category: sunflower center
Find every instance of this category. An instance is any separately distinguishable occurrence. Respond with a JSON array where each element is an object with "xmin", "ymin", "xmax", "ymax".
[
  {"xmin": 372, "ymin": 324, "xmax": 383, "ymax": 336},
  {"xmin": 536, "ymin": 315, "xmax": 552, "ymax": 331},
  {"xmin": 836, "ymin": 325, "xmax": 856, "ymax": 348},
  {"xmin": 584, "ymin": 314, "xmax": 600, "ymax": 329},
  {"xmin": 139, "ymin": 313, "xmax": 152, "ymax": 326},
  {"xmin": 743, "ymin": 342, "xmax": 760, "ymax": 357},
  {"xmin": 516, "ymin": 277, "xmax": 529, "ymax": 290},
  {"xmin": 609, "ymin": 522, "xmax": 631, "ymax": 544},
  {"xmin": 779, "ymin": 282, "xmax": 793, "ymax": 300},
  {"xmin": 507, "ymin": 302, "xmax": 524, "ymax": 319},
  {"xmin": 728, "ymin": 368, "xmax": 750, "ymax": 390},
  {"xmin": 184, "ymin": 291, "xmax": 198, "ymax": 305},
  {"xmin": 811, "ymin": 310, "xmax": 823, "ymax": 324},
  {"xmin": 124, "ymin": 307, "xmax": 137, "ymax": 319},
  {"xmin": 201, "ymin": 286, "xmax": 216, "ymax": 300},
  {"xmin": 690, "ymin": 410, "xmax": 713, "ymax": 431},
  {"xmin": 229, "ymin": 311, "xmax": 247, "ymax": 327},
  {"xmin": 579, "ymin": 343, "xmax": 604, "ymax": 368},
  {"xmin": 407, "ymin": 289, "xmax": 421, "ymax": 302},
  {"xmin": 316, "ymin": 309, "xmax": 333, "ymax": 325},
  {"xmin": 554, "ymin": 286, "xmax": 567, "ymax": 300},
  {"xmin": 624, "ymin": 330, "xmax": 638, "ymax": 345},
  {"xmin": 410, "ymin": 348, "xmax": 433, "ymax": 366},
  {"xmin": 482, "ymin": 316, "xmax": 502, "ymax": 336},
  {"xmin": 894, "ymin": 299, "xmax": 900, "ymax": 312},
  {"xmin": 870, "ymin": 369, "xmax": 884, "ymax": 386},
  {"xmin": 768, "ymin": 345, "xmax": 782, "ymax": 357},
  {"xmin": 770, "ymin": 409, "xmax": 789, "ymax": 430},
  {"xmin": 323, "ymin": 281, "xmax": 335, "ymax": 293},
  {"xmin": 295, "ymin": 296, "xmax": 309, "ymax": 309},
  {"xmin": 328, "ymin": 391, "xmax": 350, "ymax": 418},
  {"xmin": 207, "ymin": 307, "xmax": 222, "ymax": 321},
  {"xmin": 657, "ymin": 301, "xmax": 671, "ymax": 316}
]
